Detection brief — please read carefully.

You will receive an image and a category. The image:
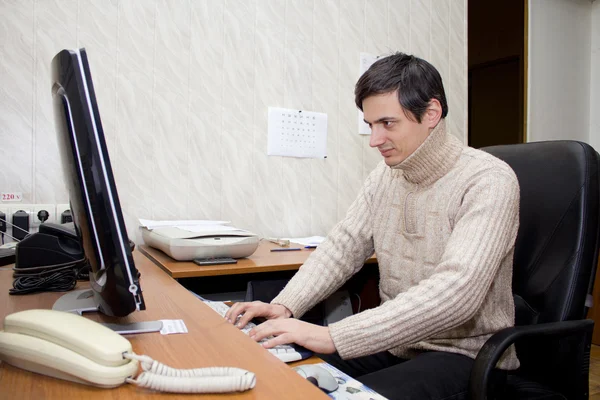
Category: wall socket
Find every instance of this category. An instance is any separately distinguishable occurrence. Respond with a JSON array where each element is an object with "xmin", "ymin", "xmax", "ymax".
[
  {"xmin": 32, "ymin": 204, "xmax": 56, "ymax": 227},
  {"xmin": 0, "ymin": 203, "xmax": 72, "ymax": 243},
  {"xmin": 56, "ymin": 203, "xmax": 71, "ymax": 223},
  {"xmin": 5, "ymin": 204, "xmax": 57, "ymax": 229},
  {"xmin": 7, "ymin": 204, "xmax": 33, "ymax": 227},
  {"xmin": 4, "ymin": 204, "xmax": 33, "ymax": 241},
  {"xmin": 0, "ymin": 205, "xmax": 8, "ymax": 236}
]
